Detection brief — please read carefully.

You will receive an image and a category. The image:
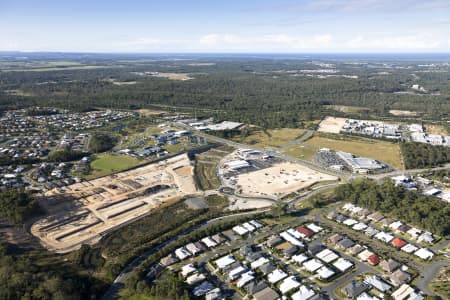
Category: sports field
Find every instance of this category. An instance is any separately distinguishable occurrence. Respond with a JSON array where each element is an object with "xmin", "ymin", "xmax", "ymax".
[{"xmin": 233, "ymin": 128, "xmax": 306, "ymax": 148}]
